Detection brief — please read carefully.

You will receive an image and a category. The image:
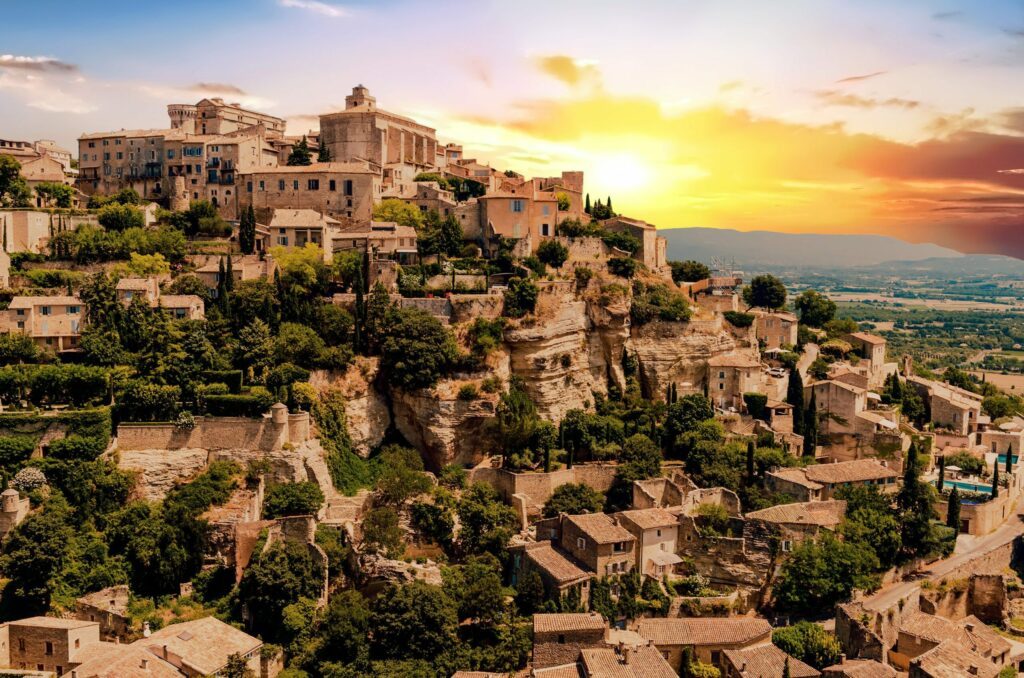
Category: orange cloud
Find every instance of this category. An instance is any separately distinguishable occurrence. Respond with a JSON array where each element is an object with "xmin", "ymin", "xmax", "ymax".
[{"xmin": 534, "ymin": 55, "xmax": 600, "ymax": 87}]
